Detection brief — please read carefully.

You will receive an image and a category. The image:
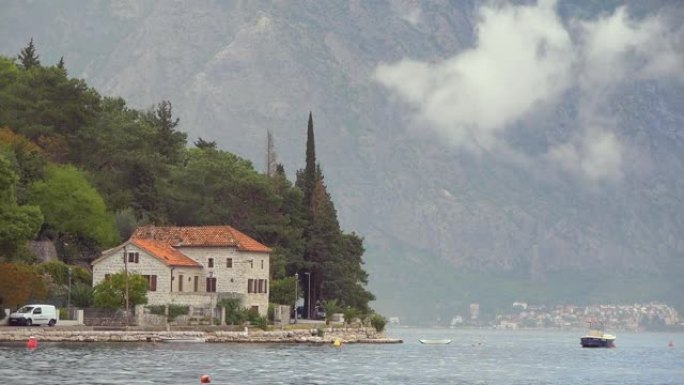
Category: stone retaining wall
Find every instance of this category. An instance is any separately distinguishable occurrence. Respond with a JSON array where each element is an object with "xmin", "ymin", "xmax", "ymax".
[{"xmin": 0, "ymin": 326, "xmax": 401, "ymax": 344}]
